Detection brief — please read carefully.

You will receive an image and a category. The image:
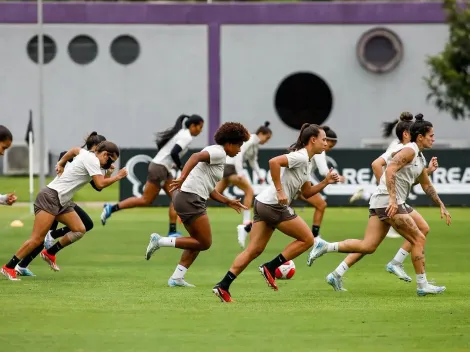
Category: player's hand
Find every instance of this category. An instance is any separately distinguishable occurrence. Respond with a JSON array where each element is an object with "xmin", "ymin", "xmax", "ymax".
[
  {"xmin": 338, "ymin": 175, "xmax": 346, "ymax": 183},
  {"xmin": 440, "ymin": 206, "xmax": 451, "ymax": 226},
  {"xmin": 427, "ymin": 157, "xmax": 438, "ymax": 174},
  {"xmin": 227, "ymin": 198, "xmax": 248, "ymax": 213},
  {"xmin": 170, "ymin": 178, "xmax": 185, "ymax": 193},
  {"xmin": 6, "ymin": 192, "xmax": 17, "ymax": 206},
  {"xmin": 116, "ymin": 168, "xmax": 128, "ymax": 180},
  {"xmin": 325, "ymin": 168, "xmax": 340, "ymax": 184},
  {"xmin": 386, "ymin": 200, "xmax": 398, "ymax": 218},
  {"xmin": 277, "ymin": 189, "xmax": 288, "ymax": 206},
  {"xmin": 56, "ymin": 163, "xmax": 64, "ymax": 176}
]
